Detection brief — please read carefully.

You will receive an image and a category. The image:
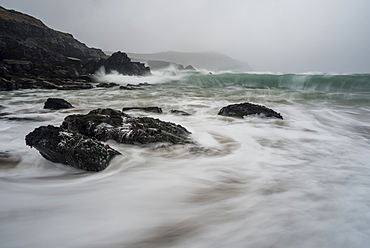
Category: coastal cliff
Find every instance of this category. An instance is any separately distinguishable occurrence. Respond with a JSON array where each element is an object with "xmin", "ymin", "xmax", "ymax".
[{"xmin": 0, "ymin": 6, "xmax": 150, "ymax": 90}]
